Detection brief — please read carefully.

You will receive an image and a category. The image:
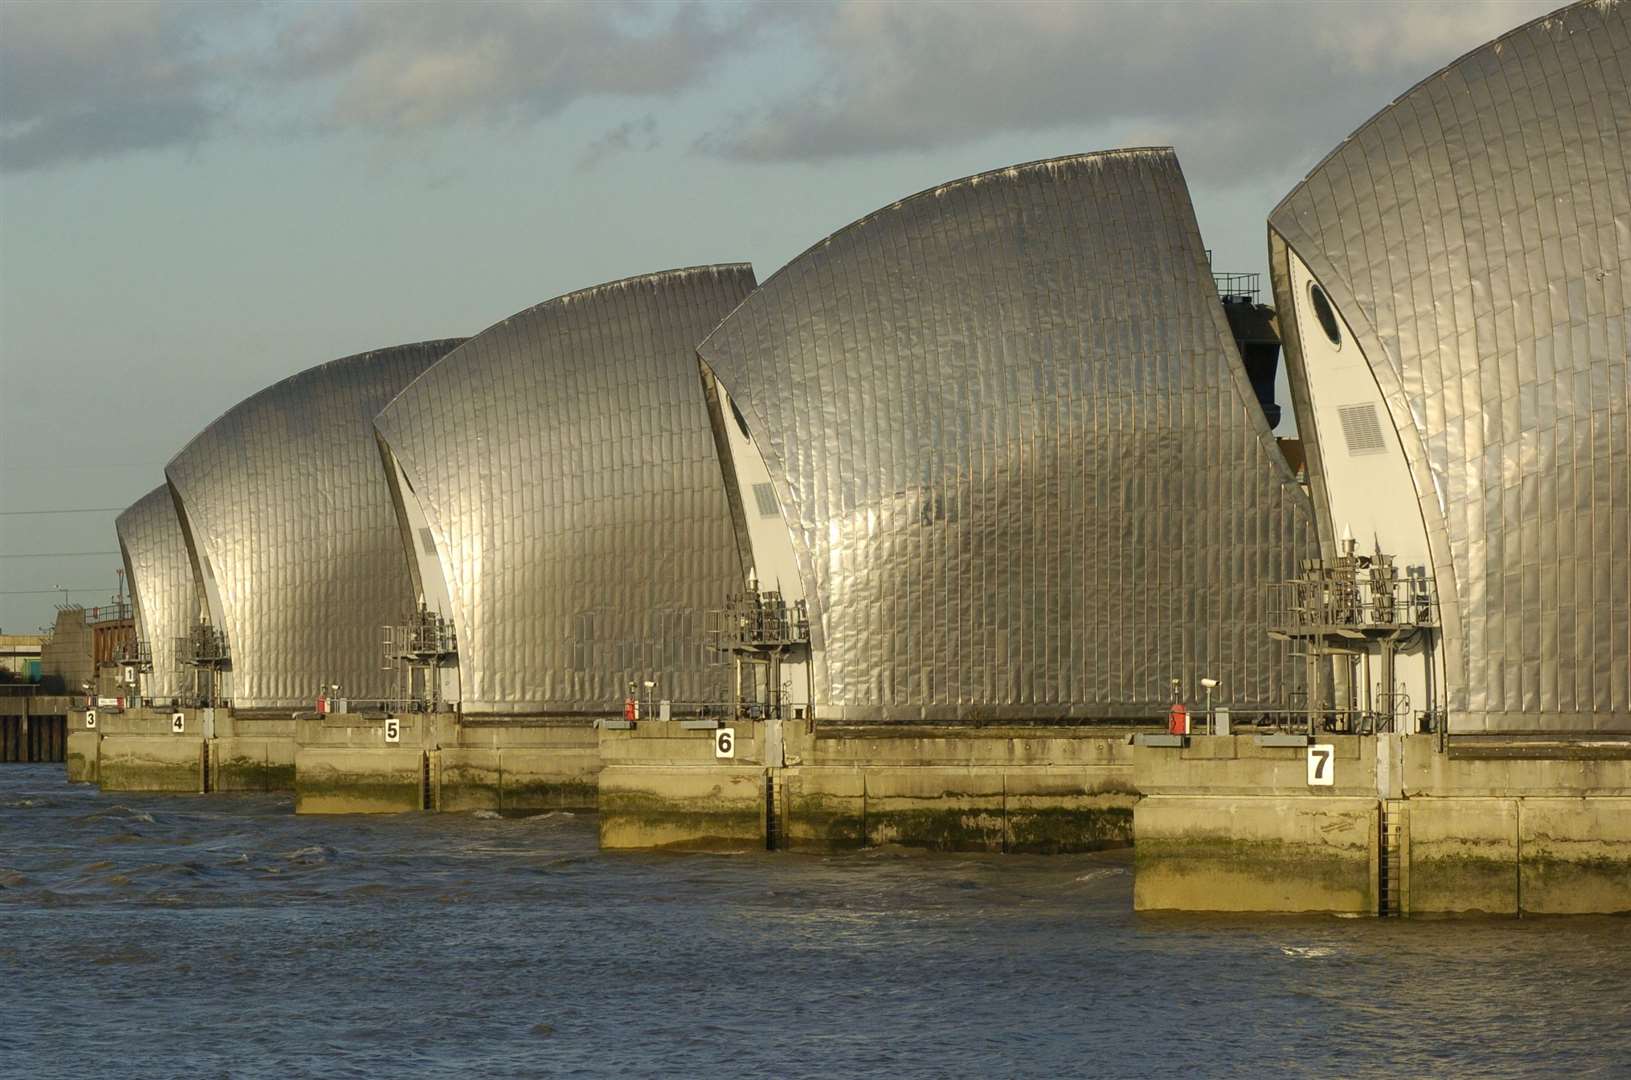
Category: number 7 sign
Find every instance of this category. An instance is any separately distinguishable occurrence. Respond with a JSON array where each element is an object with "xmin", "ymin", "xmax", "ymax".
[{"xmin": 1306, "ymin": 744, "xmax": 1335, "ymax": 786}]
